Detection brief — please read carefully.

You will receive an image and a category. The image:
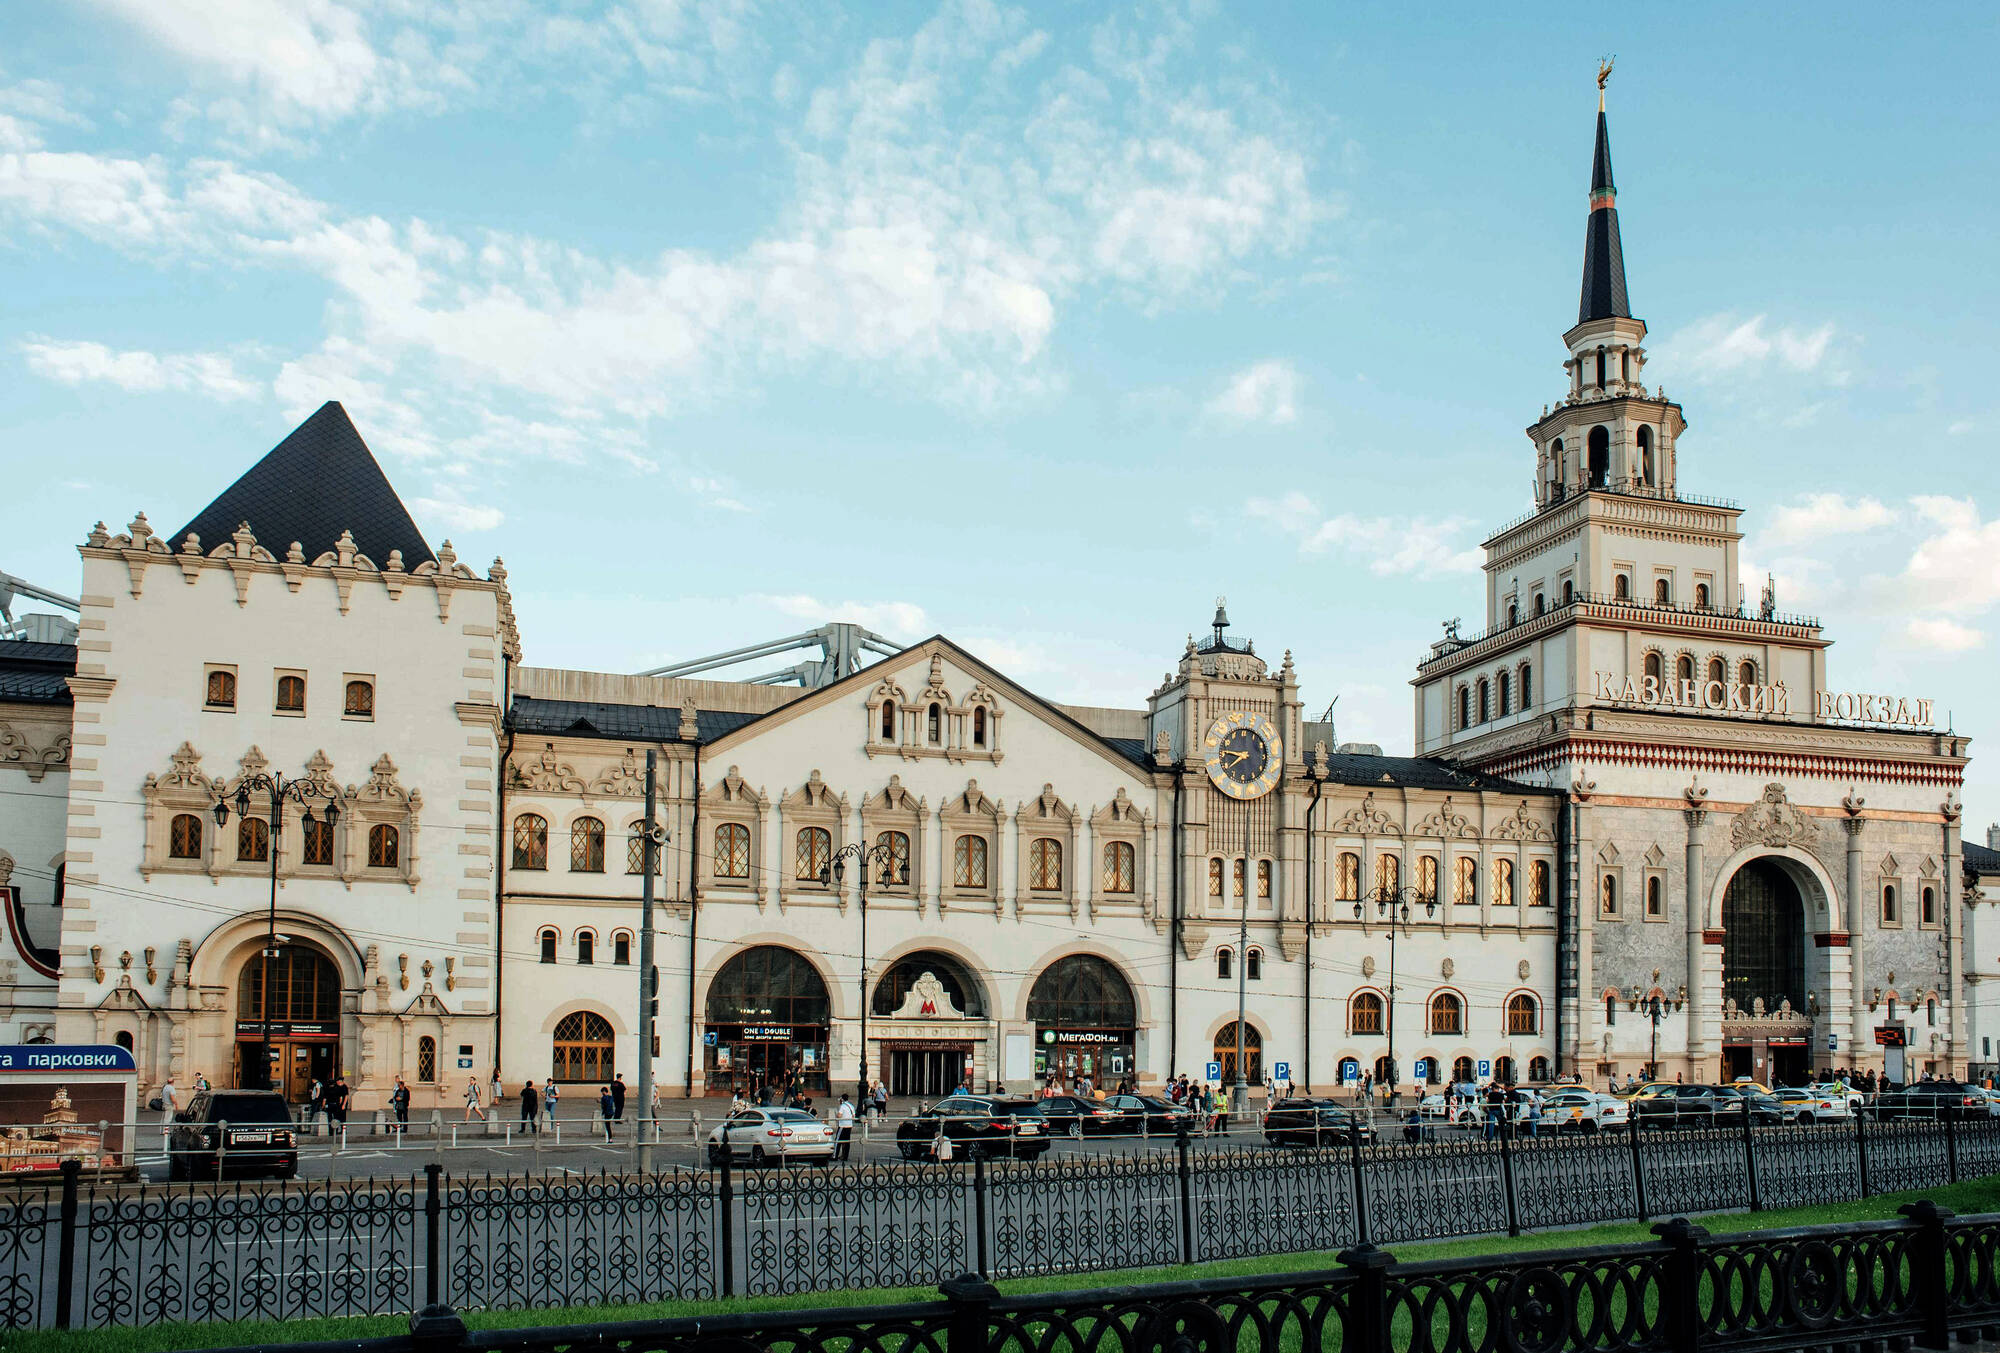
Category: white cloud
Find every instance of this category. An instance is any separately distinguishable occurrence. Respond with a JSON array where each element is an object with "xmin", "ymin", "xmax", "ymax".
[
  {"xmin": 1247, "ymin": 493, "xmax": 1481, "ymax": 577},
  {"xmin": 1903, "ymin": 496, "xmax": 2000, "ymax": 618},
  {"xmin": 20, "ymin": 336, "xmax": 259, "ymax": 400},
  {"xmin": 1655, "ymin": 312, "xmax": 1844, "ymax": 384},
  {"xmin": 1207, "ymin": 359, "xmax": 1299, "ymax": 425},
  {"xmin": 688, "ymin": 476, "xmax": 752, "ymax": 512},
  {"xmin": 410, "ymin": 497, "xmax": 504, "ymax": 533},
  {"xmin": 760, "ymin": 593, "xmax": 929, "ymax": 639},
  {"xmin": 1761, "ymin": 493, "xmax": 1896, "ymax": 547},
  {"xmin": 1904, "ymin": 617, "xmax": 1984, "ymax": 653}
]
